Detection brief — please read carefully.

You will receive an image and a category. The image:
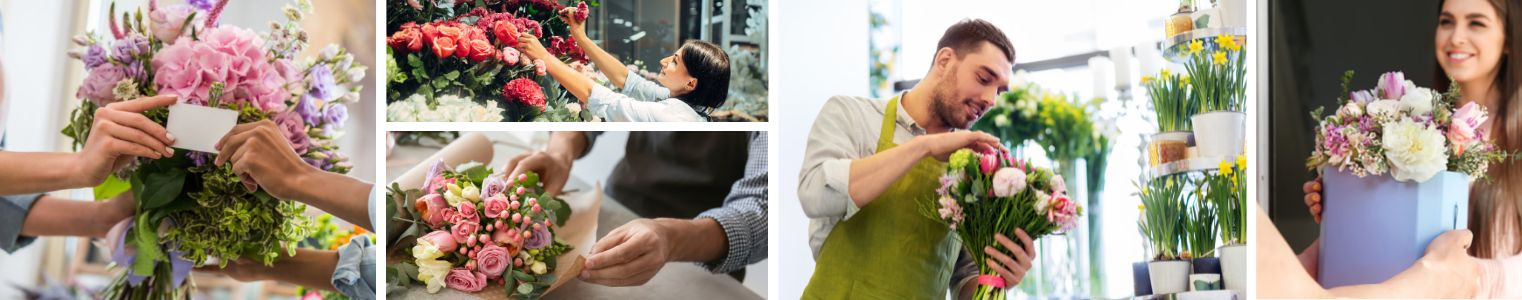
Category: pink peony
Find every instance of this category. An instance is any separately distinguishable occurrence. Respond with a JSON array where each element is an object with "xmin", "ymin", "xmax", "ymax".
[
  {"xmin": 271, "ymin": 111, "xmax": 311, "ymax": 155},
  {"xmin": 451, "ymin": 220, "xmax": 481, "ymax": 245},
  {"xmin": 148, "ymin": 5, "xmax": 205, "ymax": 44},
  {"xmin": 77, "ymin": 63, "xmax": 130, "ymax": 106},
  {"xmin": 443, "ymin": 268, "xmax": 487, "ymax": 292},
  {"xmin": 482, "ymin": 195, "xmax": 510, "ymax": 219},
  {"xmin": 419, "ymin": 230, "xmax": 457, "ymax": 253},
  {"xmin": 414, "ymin": 194, "xmax": 449, "ymax": 228},
  {"xmin": 476, "ymin": 243, "xmax": 511, "ymax": 277},
  {"xmin": 991, "ymin": 168, "xmax": 1027, "ymax": 197}
]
